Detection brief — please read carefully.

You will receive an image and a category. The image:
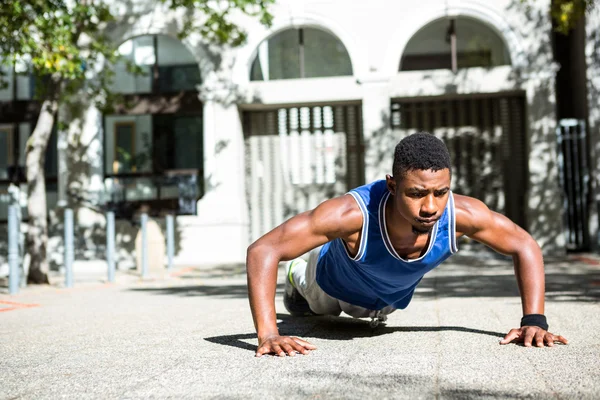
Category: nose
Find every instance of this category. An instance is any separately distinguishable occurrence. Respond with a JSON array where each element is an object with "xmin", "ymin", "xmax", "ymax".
[{"xmin": 420, "ymin": 194, "xmax": 437, "ymax": 217}]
